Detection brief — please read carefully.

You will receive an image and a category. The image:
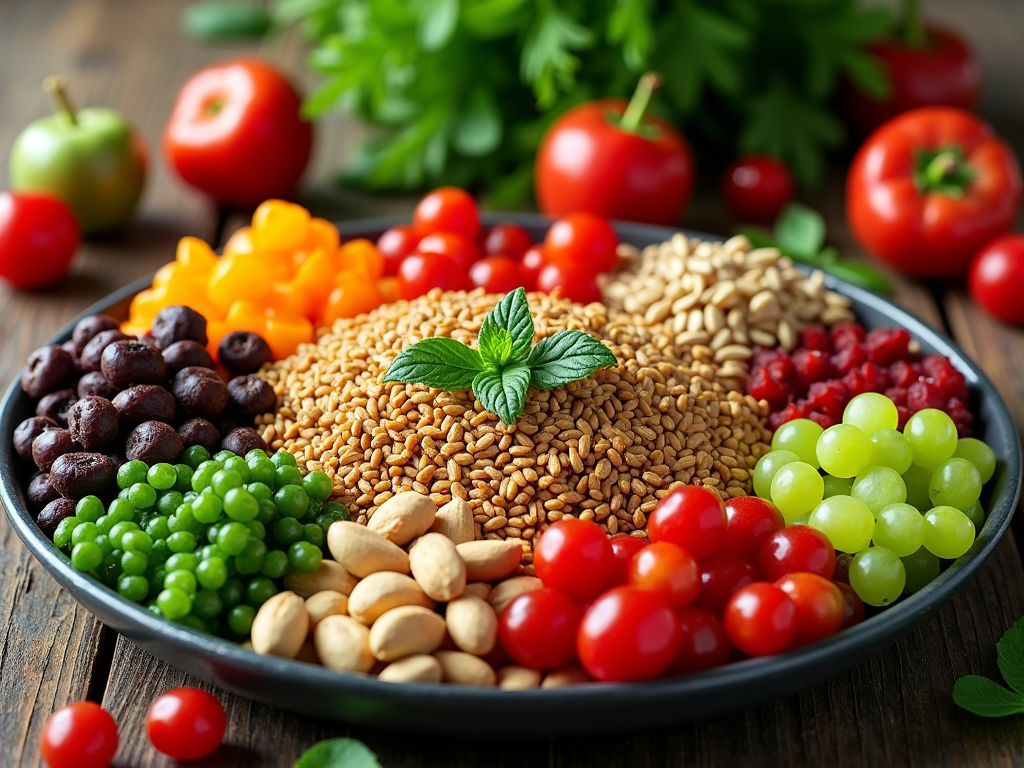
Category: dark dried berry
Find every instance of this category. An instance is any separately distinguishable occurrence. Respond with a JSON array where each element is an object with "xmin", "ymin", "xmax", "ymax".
[
  {"xmin": 108, "ymin": 450, "xmax": 126, "ymax": 474},
  {"xmin": 101, "ymin": 340, "xmax": 167, "ymax": 388},
  {"xmin": 60, "ymin": 341, "xmax": 83, "ymax": 373},
  {"xmin": 81, "ymin": 329, "xmax": 131, "ymax": 373},
  {"xmin": 139, "ymin": 333, "xmax": 162, "ymax": 352},
  {"xmin": 49, "ymin": 452, "xmax": 114, "ymax": 499},
  {"xmin": 211, "ymin": 412, "xmax": 237, "ymax": 438},
  {"xmin": 221, "ymin": 427, "xmax": 268, "ymax": 456},
  {"xmin": 172, "ymin": 366, "xmax": 228, "ymax": 418},
  {"xmin": 112, "ymin": 385, "xmax": 176, "ymax": 427},
  {"xmin": 151, "ymin": 305, "xmax": 208, "ymax": 349},
  {"xmin": 163, "ymin": 340, "xmax": 215, "ymax": 377},
  {"xmin": 37, "ymin": 497, "xmax": 77, "ymax": 539},
  {"xmin": 126, "ymin": 421, "xmax": 184, "ymax": 465},
  {"xmin": 13, "ymin": 416, "xmax": 59, "ymax": 462},
  {"xmin": 219, "ymin": 331, "xmax": 271, "ymax": 374},
  {"xmin": 32, "ymin": 428, "xmax": 77, "ymax": 472},
  {"xmin": 68, "ymin": 397, "xmax": 120, "ymax": 451},
  {"xmin": 177, "ymin": 418, "xmax": 220, "ymax": 452},
  {"xmin": 27, "ymin": 472, "xmax": 60, "ymax": 510},
  {"xmin": 77, "ymin": 371, "xmax": 119, "ymax": 400},
  {"xmin": 21, "ymin": 346, "xmax": 75, "ymax": 399},
  {"xmin": 36, "ymin": 388, "xmax": 78, "ymax": 425},
  {"xmin": 227, "ymin": 375, "xmax": 276, "ymax": 419},
  {"xmin": 72, "ymin": 314, "xmax": 120, "ymax": 353}
]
